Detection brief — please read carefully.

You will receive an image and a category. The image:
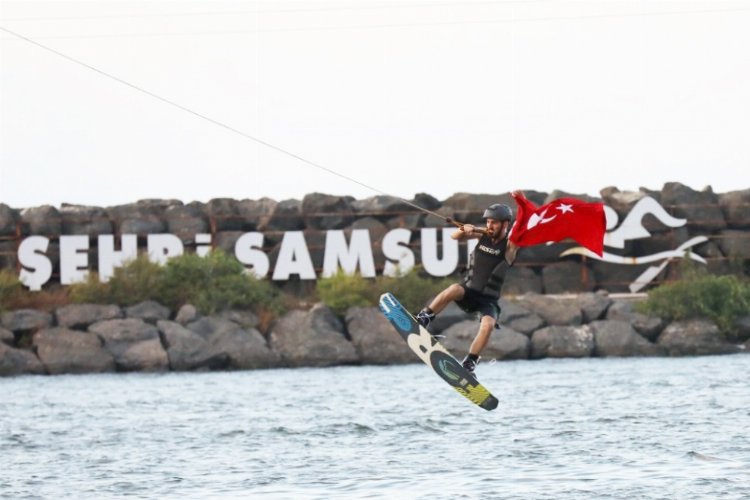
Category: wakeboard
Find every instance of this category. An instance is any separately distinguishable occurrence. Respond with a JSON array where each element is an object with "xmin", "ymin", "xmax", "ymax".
[{"xmin": 378, "ymin": 292, "xmax": 499, "ymax": 411}]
